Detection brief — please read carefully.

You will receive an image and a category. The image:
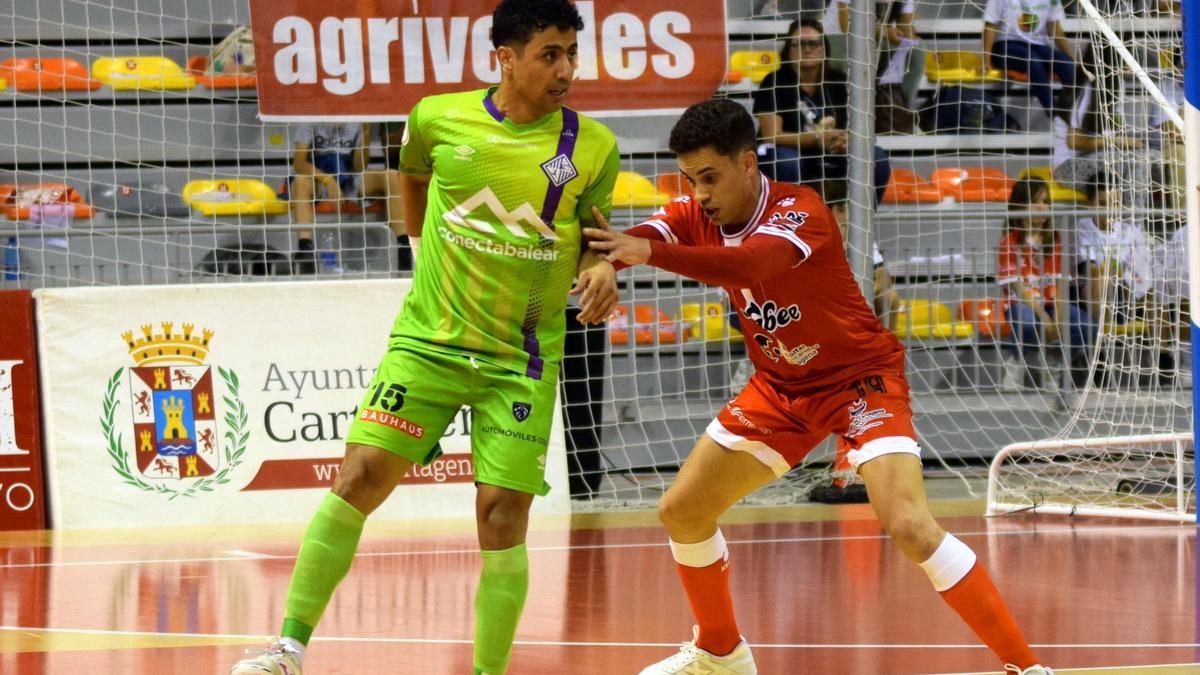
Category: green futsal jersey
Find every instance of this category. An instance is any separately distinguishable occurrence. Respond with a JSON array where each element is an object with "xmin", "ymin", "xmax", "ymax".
[{"xmin": 392, "ymin": 87, "xmax": 620, "ymax": 381}]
